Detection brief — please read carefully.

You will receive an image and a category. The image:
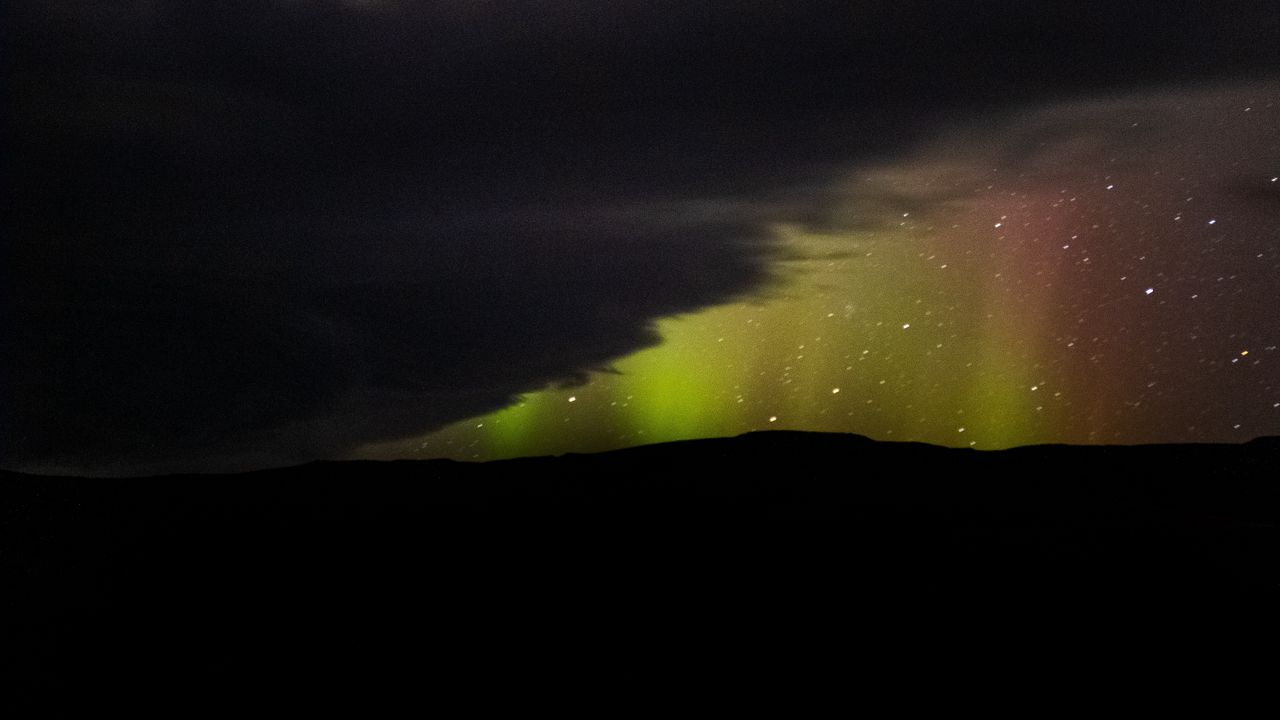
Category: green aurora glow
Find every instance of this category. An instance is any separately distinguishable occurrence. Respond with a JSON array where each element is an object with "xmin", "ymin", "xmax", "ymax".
[
  {"xmin": 368, "ymin": 217, "xmax": 1074, "ymax": 461},
  {"xmin": 356, "ymin": 82, "xmax": 1280, "ymax": 462}
]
